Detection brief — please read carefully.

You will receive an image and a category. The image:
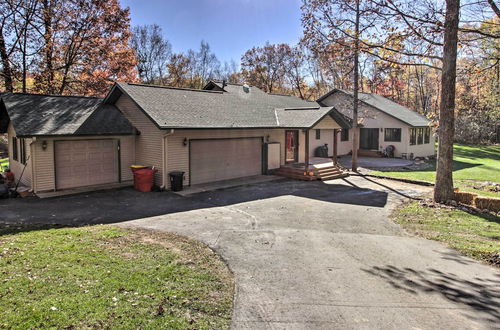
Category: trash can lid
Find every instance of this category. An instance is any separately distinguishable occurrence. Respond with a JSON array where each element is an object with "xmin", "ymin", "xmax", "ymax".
[
  {"xmin": 131, "ymin": 165, "xmax": 147, "ymax": 168},
  {"xmin": 169, "ymin": 171, "xmax": 185, "ymax": 176}
]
